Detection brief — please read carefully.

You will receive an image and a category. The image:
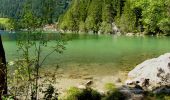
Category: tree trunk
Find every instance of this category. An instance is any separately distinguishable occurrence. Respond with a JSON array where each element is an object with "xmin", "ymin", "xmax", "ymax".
[{"xmin": 0, "ymin": 35, "xmax": 7, "ymax": 98}]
